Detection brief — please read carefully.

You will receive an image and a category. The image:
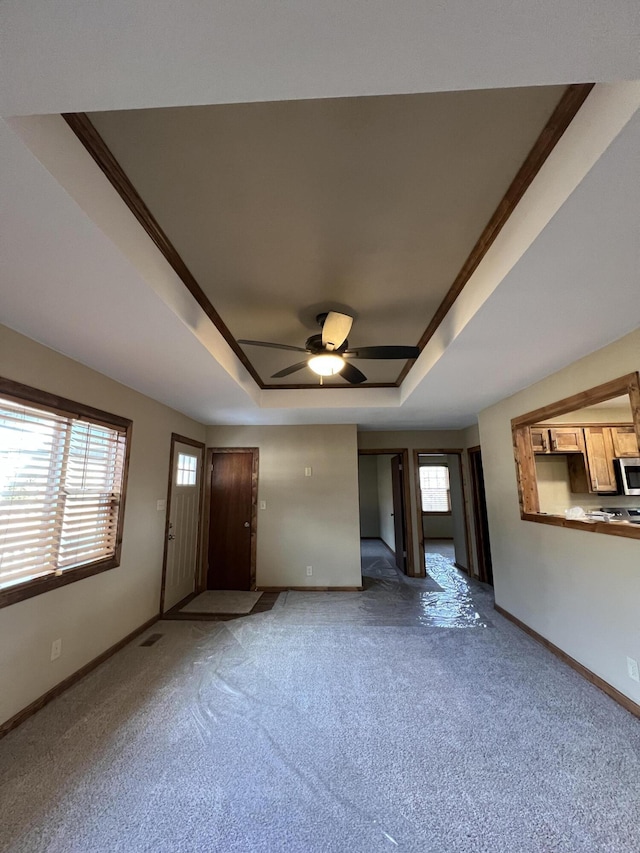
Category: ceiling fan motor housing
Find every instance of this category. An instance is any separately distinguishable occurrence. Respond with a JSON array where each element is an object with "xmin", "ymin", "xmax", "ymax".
[{"xmin": 305, "ymin": 333, "xmax": 348, "ymax": 354}]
